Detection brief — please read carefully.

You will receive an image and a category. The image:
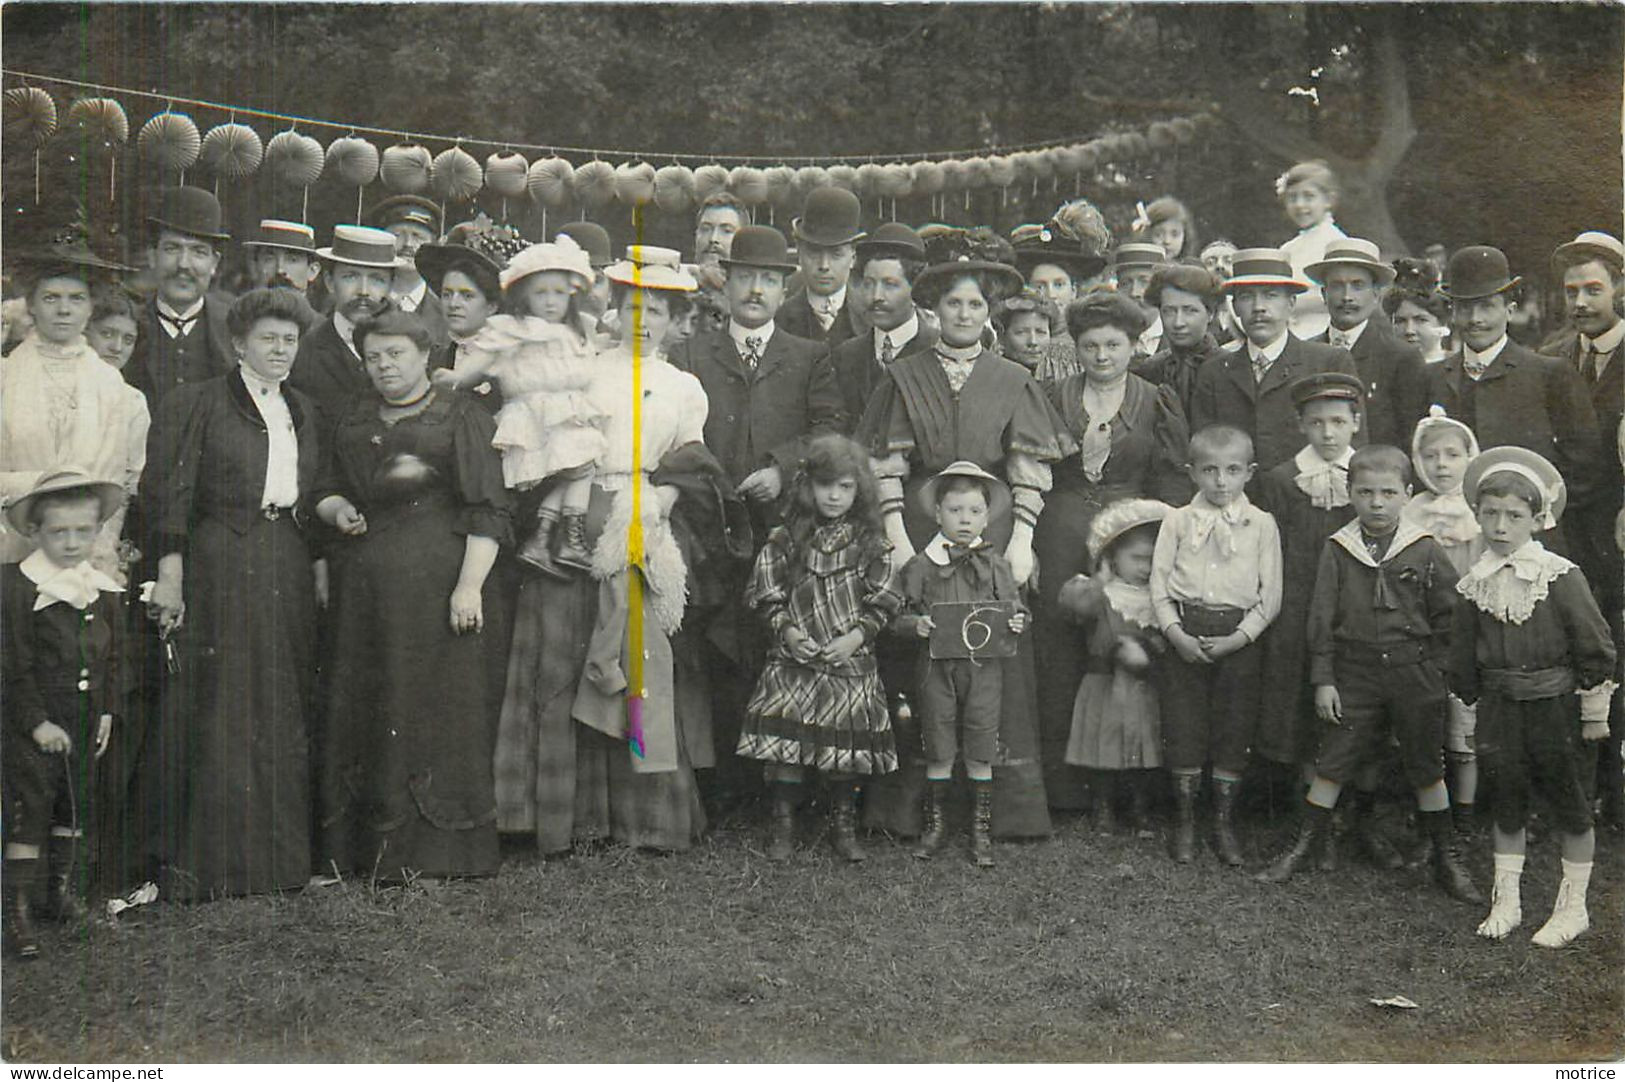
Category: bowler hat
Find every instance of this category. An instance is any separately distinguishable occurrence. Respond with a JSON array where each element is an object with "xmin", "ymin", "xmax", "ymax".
[
  {"xmin": 557, "ymin": 221, "xmax": 613, "ymax": 269},
  {"xmin": 1306, "ymin": 238, "xmax": 1396, "ymax": 285},
  {"xmin": 241, "ymin": 219, "xmax": 318, "ymax": 254},
  {"xmin": 366, "ymin": 195, "xmax": 442, "ymax": 236},
  {"xmin": 792, "ymin": 188, "xmax": 865, "ymax": 248},
  {"xmin": 146, "ymin": 185, "xmax": 230, "ymax": 242},
  {"xmin": 719, "ymin": 225, "xmax": 798, "ymax": 274},
  {"xmin": 857, "ymin": 222, "xmax": 926, "ymax": 262},
  {"xmin": 1464, "ymin": 445, "xmax": 1566, "ymax": 529},
  {"xmin": 1290, "ymin": 371, "xmax": 1365, "ymax": 409},
  {"xmin": 317, "ymin": 225, "xmax": 408, "ymax": 269},
  {"xmin": 1552, "ymin": 231, "xmax": 1624, "ymax": 274},
  {"xmin": 1219, "ymin": 248, "xmax": 1309, "ymax": 294},
  {"xmin": 4, "ymin": 467, "xmax": 124, "ymax": 535},
  {"xmin": 917, "ymin": 460, "xmax": 1012, "ymax": 523},
  {"xmin": 1441, "ymin": 246, "xmax": 1521, "ymax": 301}
]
